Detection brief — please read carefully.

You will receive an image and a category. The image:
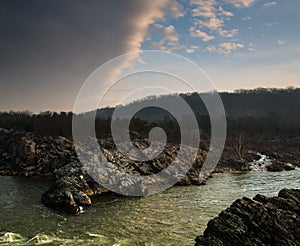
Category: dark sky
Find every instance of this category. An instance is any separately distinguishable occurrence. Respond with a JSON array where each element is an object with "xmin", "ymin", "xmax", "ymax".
[
  {"xmin": 0, "ymin": 0, "xmax": 165, "ymax": 112},
  {"xmin": 1, "ymin": 0, "xmax": 299, "ymax": 112}
]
